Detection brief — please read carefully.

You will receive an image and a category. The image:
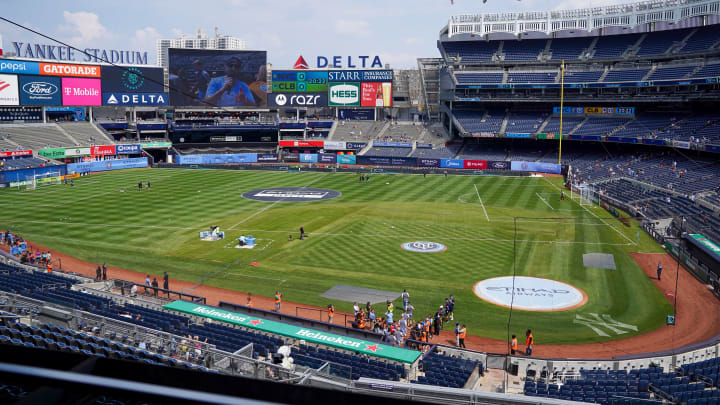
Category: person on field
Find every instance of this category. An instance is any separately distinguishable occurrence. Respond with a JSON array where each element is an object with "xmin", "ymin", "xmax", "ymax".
[
  {"xmin": 525, "ymin": 329, "xmax": 534, "ymax": 356},
  {"xmin": 328, "ymin": 304, "xmax": 334, "ymax": 323},
  {"xmin": 138, "ymin": 181, "xmax": 142, "ymax": 191},
  {"xmin": 510, "ymin": 334, "xmax": 518, "ymax": 355},
  {"xmin": 247, "ymin": 293, "xmax": 253, "ymax": 308},
  {"xmin": 401, "ymin": 289, "xmax": 409, "ymax": 310},
  {"xmin": 454, "ymin": 322, "xmax": 460, "ymax": 347},
  {"xmin": 299, "ymin": 226, "xmax": 305, "ymax": 240},
  {"xmin": 151, "ymin": 277, "xmax": 159, "ymax": 296},
  {"xmin": 102, "ymin": 263, "xmax": 107, "ymax": 281},
  {"xmin": 145, "ymin": 274, "xmax": 151, "ymax": 293},
  {"xmin": 96, "ymin": 265, "xmax": 102, "ymax": 281},
  {"xmin": 458, "ymin": 324, "xmax": 467, "ymax": 348},
  {"xmin": 274, "ymin": 291, "xmax": 282, "ymax": 312},
  {"xmin": 560, "ymin": 190, "xmax": 565, "ymax": 201},
  {"xmin": 657, "ymin": 262, "xmax": 663, "ymax": 280},
  {"xmin": 163, "ymin": 272, "xmax": 169, "ymax": 294}
]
